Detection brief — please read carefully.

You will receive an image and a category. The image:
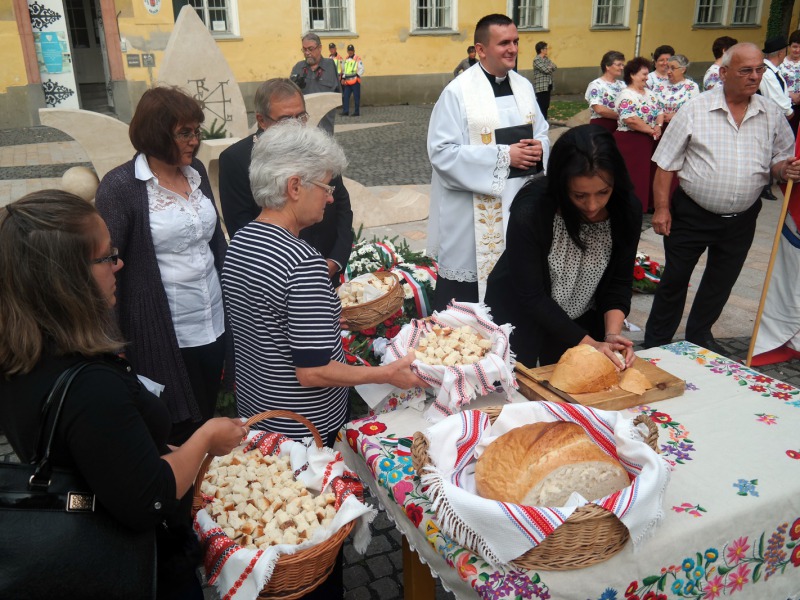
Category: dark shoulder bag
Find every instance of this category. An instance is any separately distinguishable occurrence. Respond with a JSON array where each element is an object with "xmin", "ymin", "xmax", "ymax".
[{"xmin": 0, "ymin": 361, "xmax": 157, "ymax": 599}]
